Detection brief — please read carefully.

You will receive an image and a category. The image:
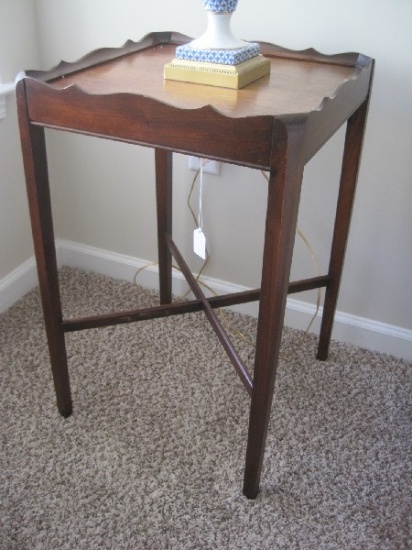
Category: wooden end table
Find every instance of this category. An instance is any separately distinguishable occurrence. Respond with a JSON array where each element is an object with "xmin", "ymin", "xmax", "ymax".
[{"xmin": 16, "ymin": 32, "xmax": 374, "ymax": 498}]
